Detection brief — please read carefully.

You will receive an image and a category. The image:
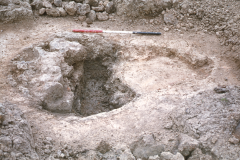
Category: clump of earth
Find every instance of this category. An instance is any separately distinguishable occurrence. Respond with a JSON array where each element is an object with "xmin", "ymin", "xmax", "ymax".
[{"xmin": 1, "ymin": 0, "xmax": 240, "ymax": 160}]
